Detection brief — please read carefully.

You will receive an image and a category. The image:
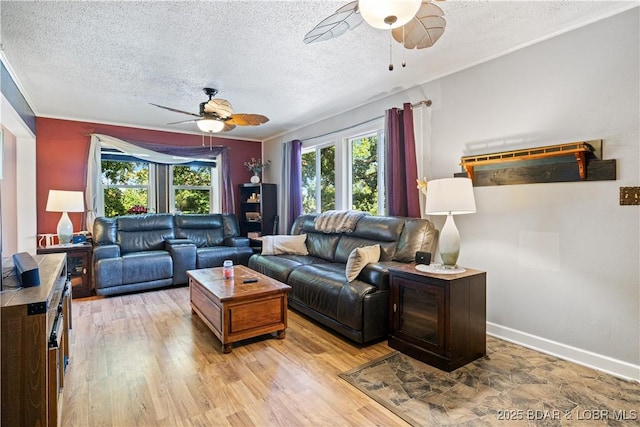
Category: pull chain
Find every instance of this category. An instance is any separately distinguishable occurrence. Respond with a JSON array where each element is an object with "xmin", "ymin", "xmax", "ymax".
[
  {"xmin": 402, "ymin": 26, "xmax": 406, "ymax": 68},
  {"xmin": 388, "ymin": 29, "xmax": 394, "ymax": 71}
]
